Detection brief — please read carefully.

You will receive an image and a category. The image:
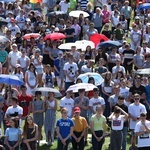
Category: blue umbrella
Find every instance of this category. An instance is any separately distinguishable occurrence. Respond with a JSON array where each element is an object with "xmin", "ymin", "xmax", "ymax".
[
  {"xmin": 137, "ymin": 3, "xmax": 150, "ymax": 10},
  {"xmin": 0, "ymin": 0, "xmax": 16, "ymax": 3},
  {"xmin": 77, "ymin": 73, "xmax": 104, "ymax": 86},
  {"xmin": 97, "ymin": 40, "xmax": 122, "ymax": 49},
  {"xmin": 0, "ymin": 74, "xmax": 24, "ymax": 86}
]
